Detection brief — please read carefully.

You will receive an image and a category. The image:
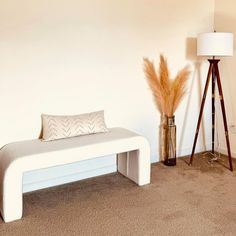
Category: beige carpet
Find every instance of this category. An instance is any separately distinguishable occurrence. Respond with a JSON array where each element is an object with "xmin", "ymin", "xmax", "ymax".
[{"xmin": 1, "ymin": 154, "xmax": 236, "ymax": 236}]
